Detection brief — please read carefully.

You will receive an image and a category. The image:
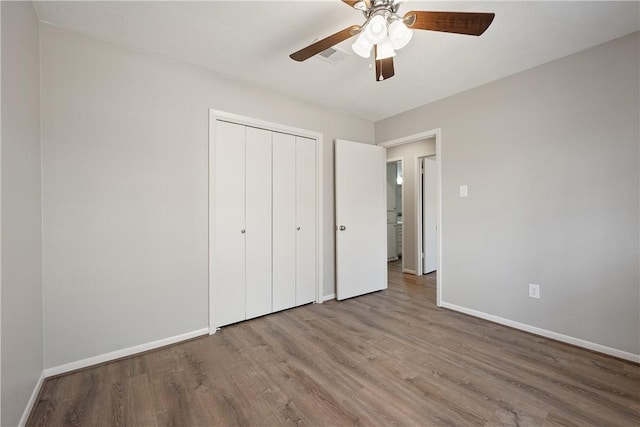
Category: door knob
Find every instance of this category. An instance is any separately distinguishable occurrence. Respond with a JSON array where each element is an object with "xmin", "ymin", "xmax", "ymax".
[
  {"xmin": 297, "ymin": 227, "xmax": 301, "ymax": 230},
  {"xmin": 339, "ymin": 225, "xmax": 346, "ymax": 231},
  {"xmin": 241, "ymin": 229, "xmax": 246, "ymax": 234}
]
